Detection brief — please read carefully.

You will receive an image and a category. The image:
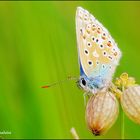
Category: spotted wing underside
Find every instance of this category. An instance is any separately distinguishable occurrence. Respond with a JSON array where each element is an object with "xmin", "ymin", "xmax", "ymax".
[{"xmin": 76, "ymin": 7, "xmax": 121, "ymax": 82}]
